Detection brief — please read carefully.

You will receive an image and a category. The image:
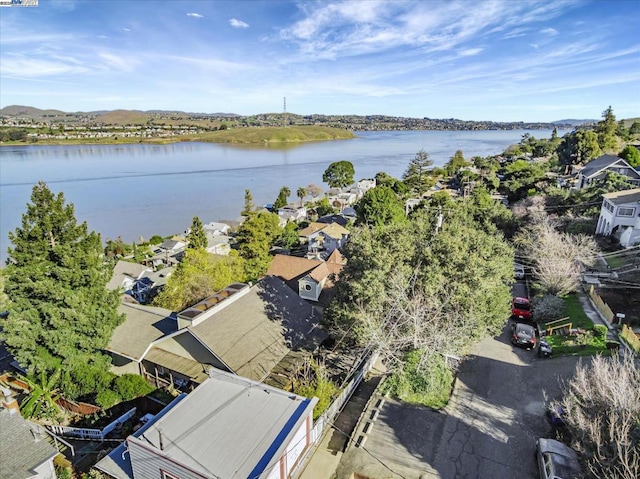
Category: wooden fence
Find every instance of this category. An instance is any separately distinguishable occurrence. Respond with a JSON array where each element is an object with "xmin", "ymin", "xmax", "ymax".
[
  {"xmin": 587, "ymin": 285, "xmax": 615, "ymax": 323},
  {"xmin": 621, "ymin": 325, "xmax": 640, "ymax": 354}
]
